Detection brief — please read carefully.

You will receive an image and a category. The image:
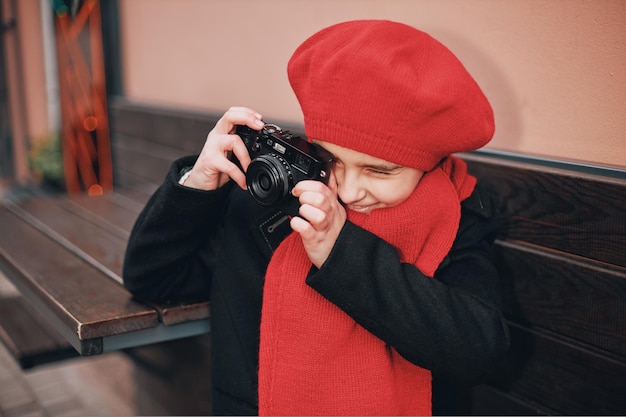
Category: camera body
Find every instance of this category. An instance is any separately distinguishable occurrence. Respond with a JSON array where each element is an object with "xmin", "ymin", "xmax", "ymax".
[{"xmin": 236, "ymin": 123, "xmax": 334, "ymax": 216}]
